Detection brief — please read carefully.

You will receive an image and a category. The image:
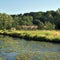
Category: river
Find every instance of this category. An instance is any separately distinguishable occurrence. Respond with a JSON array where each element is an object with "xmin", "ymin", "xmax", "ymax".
[{"xmin": 0, "ymin": 35, "xmax": 60, "ymax": 60}]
